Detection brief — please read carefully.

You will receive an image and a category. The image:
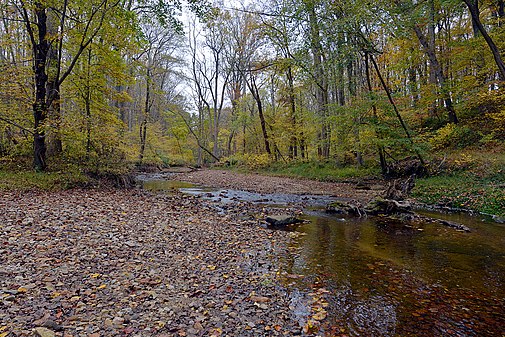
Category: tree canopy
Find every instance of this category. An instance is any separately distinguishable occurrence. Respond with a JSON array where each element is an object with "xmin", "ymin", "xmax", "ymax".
[{"xmin": 0, "ymin": 0, "xmax": 504, "ymax": 172}]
